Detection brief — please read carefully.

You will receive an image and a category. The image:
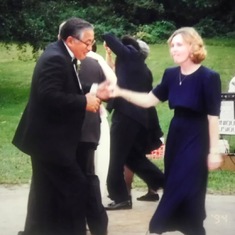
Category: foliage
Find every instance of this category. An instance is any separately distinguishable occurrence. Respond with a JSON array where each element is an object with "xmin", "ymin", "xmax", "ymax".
[
  {"xmin": 195, "ymin": 18, "xmax": 234, "ymax": 37},
  {"xmin": 80, "ymin": 6, "xmax": 137, "ymax": 40},
  {"xmin": 163, "ymin": 0, "xmax": 235, "ymax": 27},
  {"xmin": 136, "ymin": 21, "xmax": 176, "ymax": 44},
  {"xmin": 104, "ymin": 0, "xmax": 165, "ymax": 24},
  {"xmin": 0, "ymin": 0, "xmax": 235, "ymax": 54}
]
